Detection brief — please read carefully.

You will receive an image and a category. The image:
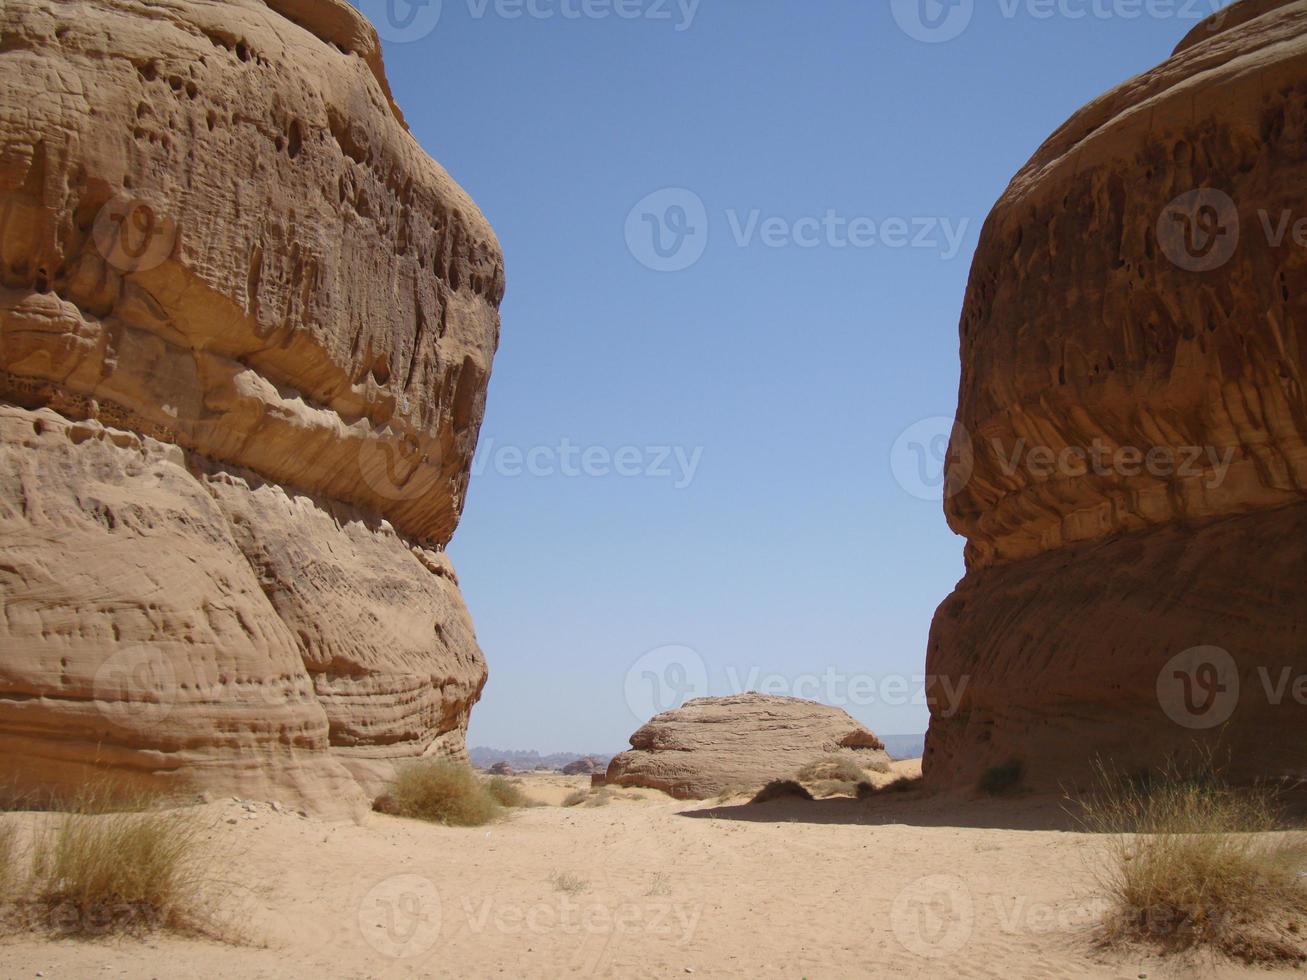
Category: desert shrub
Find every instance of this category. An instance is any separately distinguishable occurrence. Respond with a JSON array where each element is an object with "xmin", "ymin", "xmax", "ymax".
[
  {"xmin": 808, "ymin": 780, "xmax": 864, "ymax": 799},
  {"xmin": 978, "ymin": 759, "xmax": 1024, "ymax": 796},
  {"xmin": 548, "ymin": 870, "xmax": 589, "ymax": 894},
  {"xmin": 561, "ymin": 789, "xmax": 590, "ymax": 808},
  {"xmin": 387, "ymin": 761, "xmax": 501, "ymax": 827},
  {"xmin": 797, "ymin": 754, "xmax": 869, "ymax": 784},
  {"xmin": 750, "ymin": 780, "xmax": 813, "ymax": 804},
  {"xmin": 858, "ymin": 775, "xmax": 921, "ymax": 799},
  {"xmin": 585, "ymin": 788, "xmax": 614, "ymax": 807},
  {"xmin": 29, "ymin": 798, "xmax": 208, "ymax": 936},
  {"xmin": 1074, "ymin": 758, "xmax": 1307, "ymax": 963},
  {"xmin": 485, "ymin": 776, "xmax": 529, "ymax": 809},
  {"xmin": 0, "ymin": 819, "xmax": 18, "ymax": 898}
]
